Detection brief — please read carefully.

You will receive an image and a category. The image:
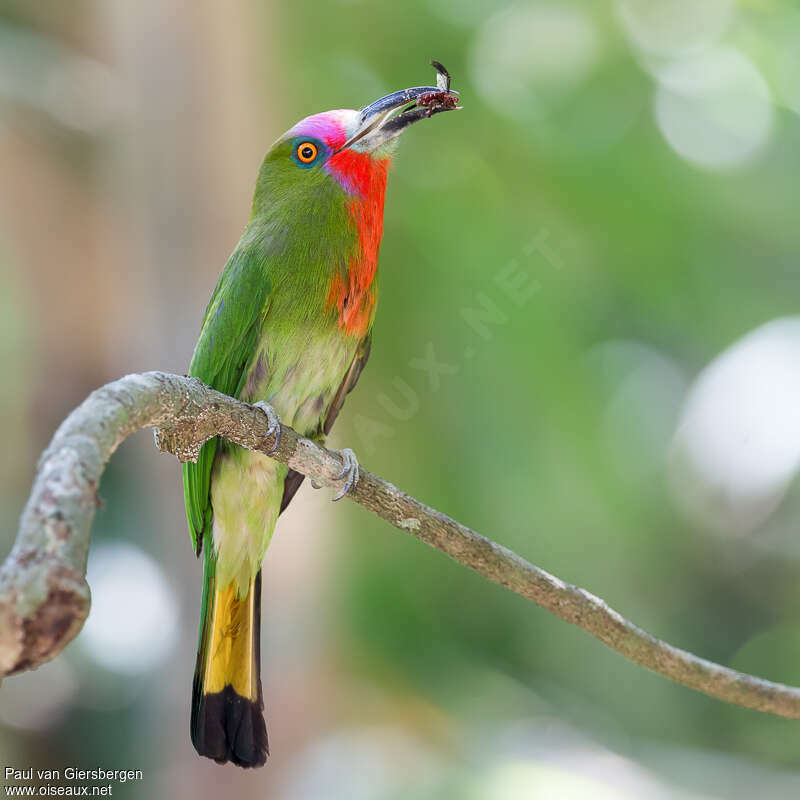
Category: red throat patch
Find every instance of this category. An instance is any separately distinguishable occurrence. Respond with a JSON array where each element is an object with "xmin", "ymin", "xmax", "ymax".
[{"xmin": 325, "ymin": 151, "xmax": 389, "ymax": 337}]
